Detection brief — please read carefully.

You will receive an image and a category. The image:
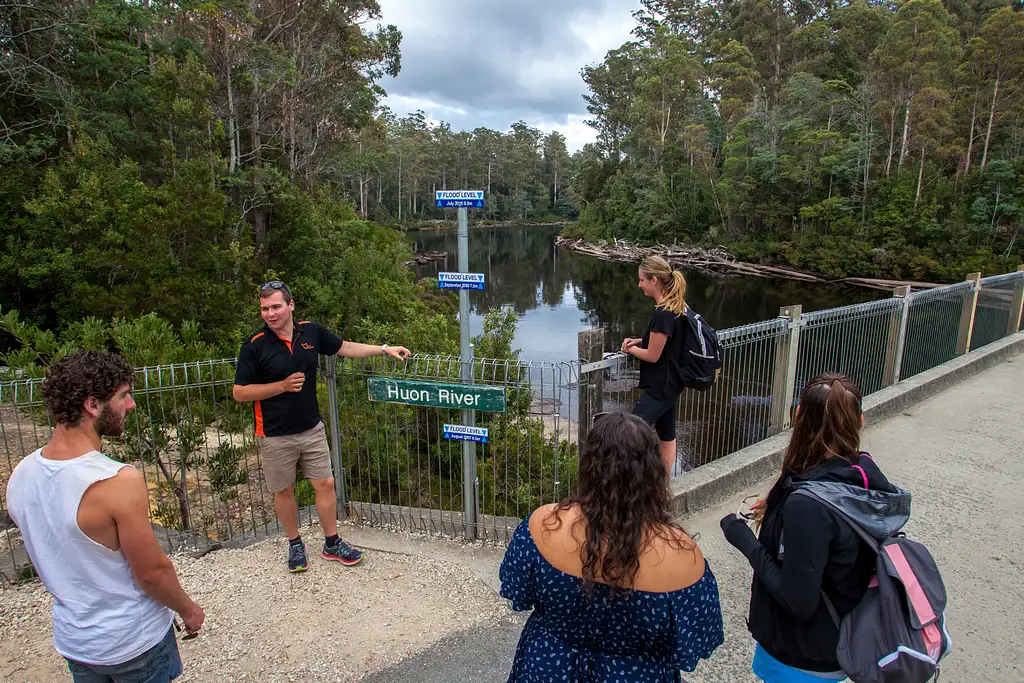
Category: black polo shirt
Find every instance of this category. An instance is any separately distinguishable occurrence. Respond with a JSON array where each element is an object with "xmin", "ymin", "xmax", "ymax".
[{"xmin": 234, "ymin": 320, "xmax": 344, "ymax": 437}]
